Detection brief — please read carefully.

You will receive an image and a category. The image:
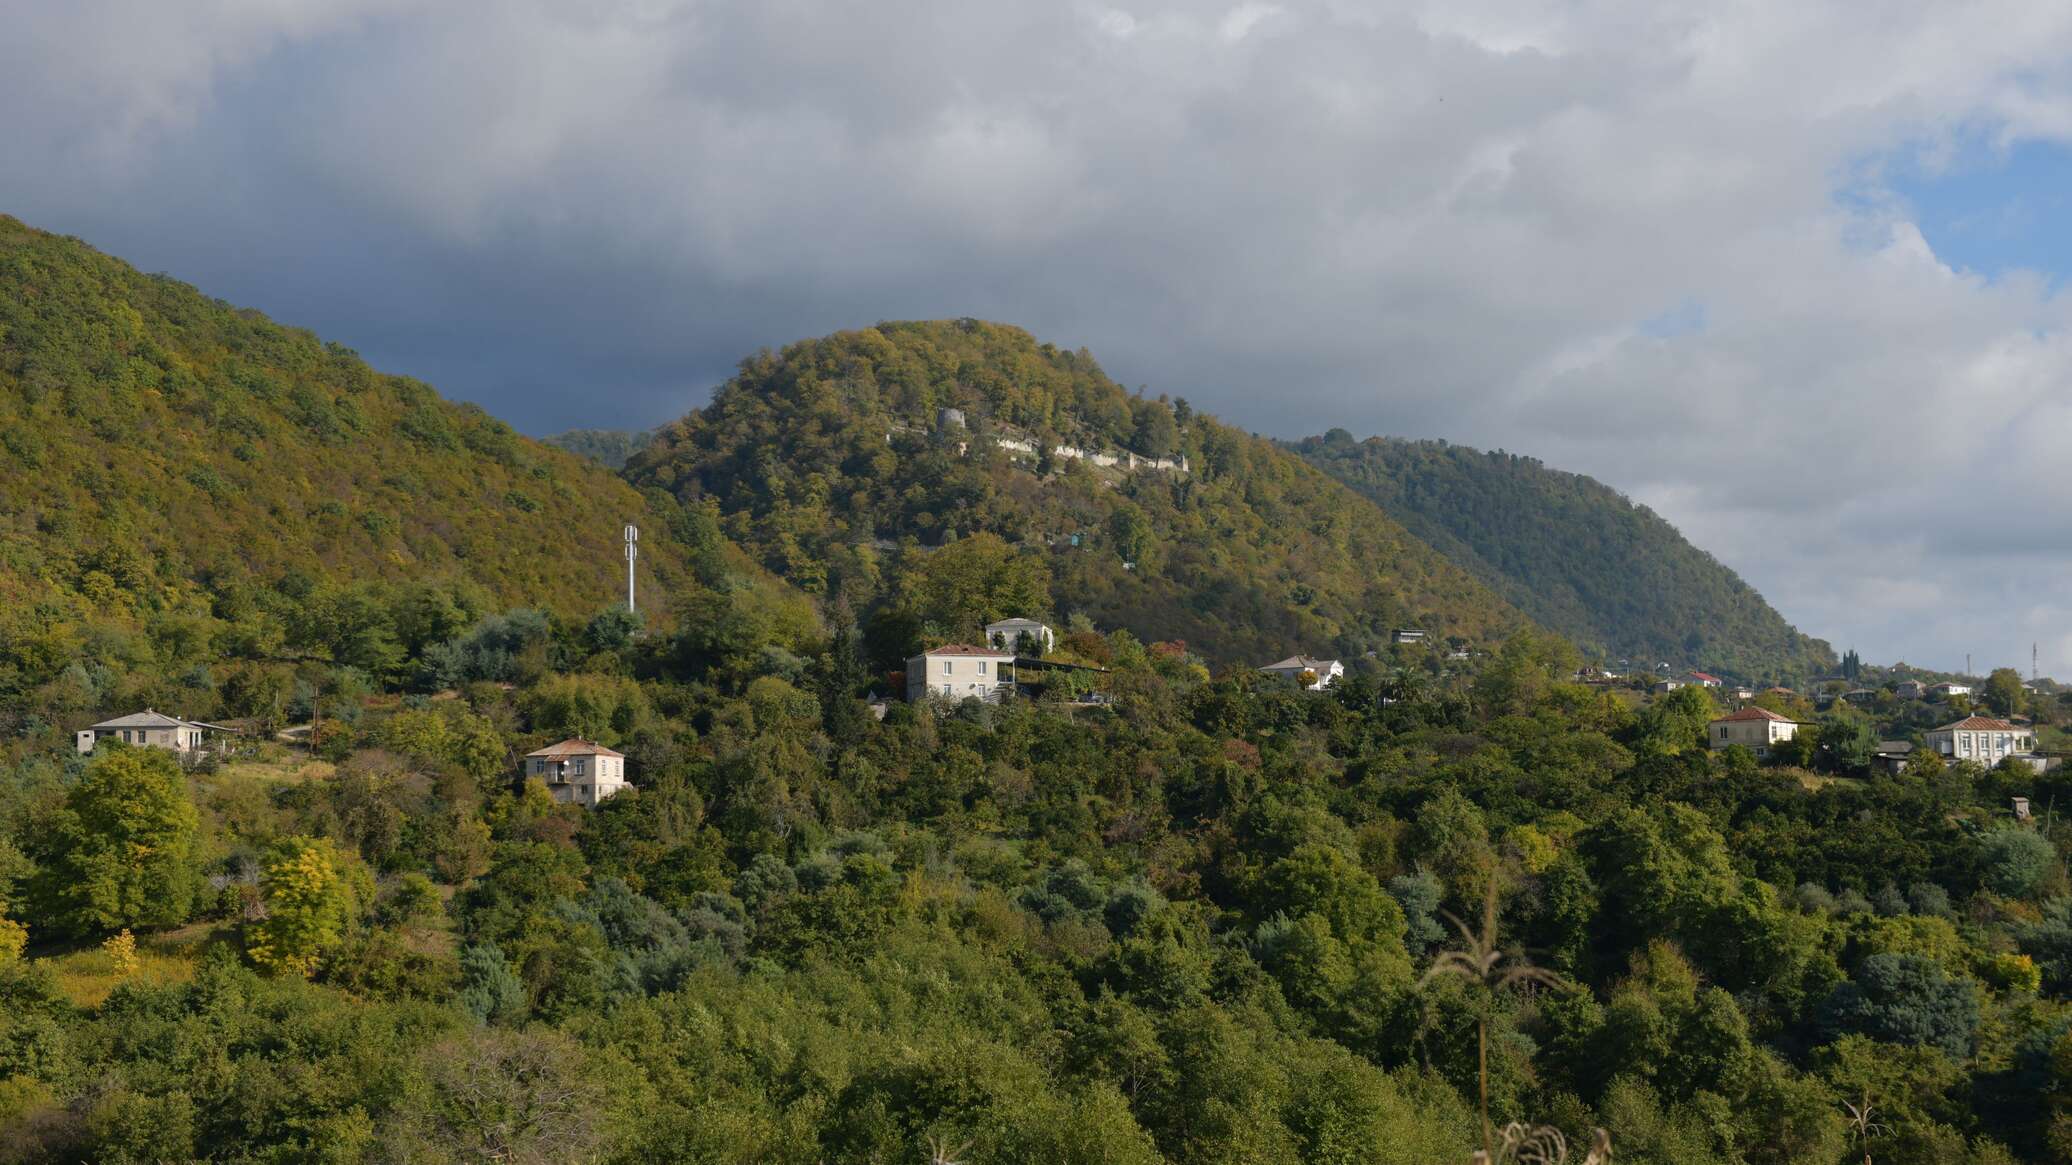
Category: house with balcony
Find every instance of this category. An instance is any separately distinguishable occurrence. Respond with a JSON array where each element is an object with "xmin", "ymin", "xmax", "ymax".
[
  {"xmin": 522, "ymin": 738, "xmax": 629, "ymax": 806},
  {"xmin": 1925, "ymin": 716, "xmax": 2038, "ymax": 768}
]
